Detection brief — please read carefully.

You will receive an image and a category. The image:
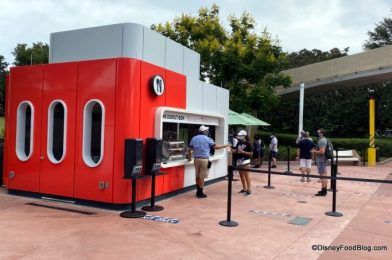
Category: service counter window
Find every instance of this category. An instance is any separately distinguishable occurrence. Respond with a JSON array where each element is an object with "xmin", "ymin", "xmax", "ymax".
[
  {"xmin": 83, "ymin": 100, "xmax": 105, "ymax": 167},
  {"xmin": 162, "ymin": 122, "xmax": 216, "ymax": 163},
  {"xmin": 156, "ymin": 107, "xmax": 226, "ymax": 167},
  {"xmin": 47, "ymin": 100, "xmax": 67, "ymax": 163},
  {"xmin": 16, "ymin": 101, "xmax": 34, "ymax": 161}
]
